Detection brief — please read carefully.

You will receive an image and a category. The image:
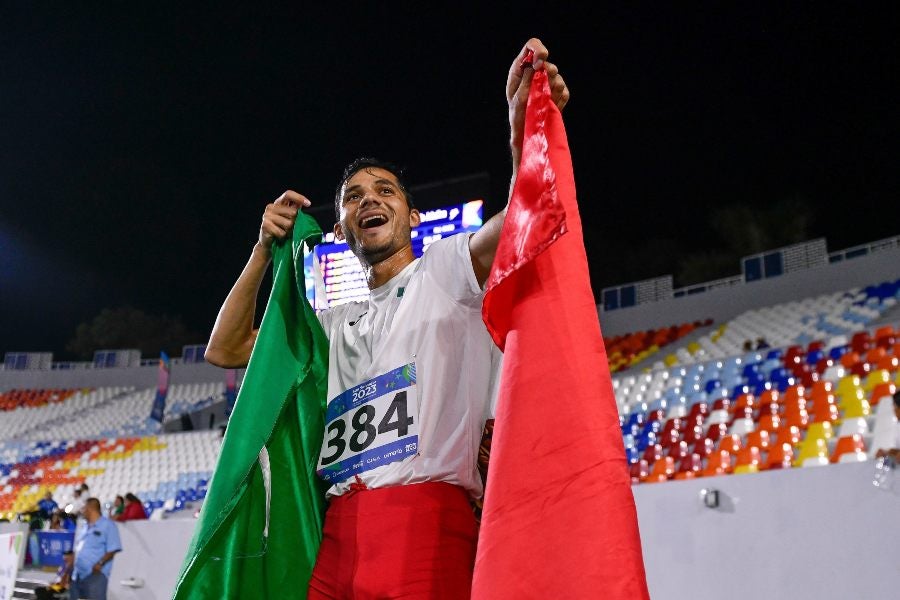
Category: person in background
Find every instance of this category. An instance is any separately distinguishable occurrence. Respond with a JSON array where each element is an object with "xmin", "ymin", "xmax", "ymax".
[
  {"xmin": 36, "ymin": 491, "xmax": 59, "ymax": 519},
  {"xmin": 108, "ymin": 496, "xmax": 125, "ymax": 521},
  {"xmin": 70, "ymin": 498, "xmax": 122, "ymax": 600},
  {"xmin": 68, "ymin": 487, "xmax": 86, "ymax": 517},
  {"xmin": 46, "ymin": 509, "xmax": 65, "ymax": 531},
  {"xmin": 34, "ymin": 549, "xmax": 74, "ymax": 600},
  {"xmin": 118, "ymin": 493, "xmax": 148, "ymax": 521},
  {"xmin": 755, "ymin": 337, "xmax": 771, "ymax": 350},
  {"xmin": 874, "ymin": 390, "xmax": 900, "ymax": 461}
]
